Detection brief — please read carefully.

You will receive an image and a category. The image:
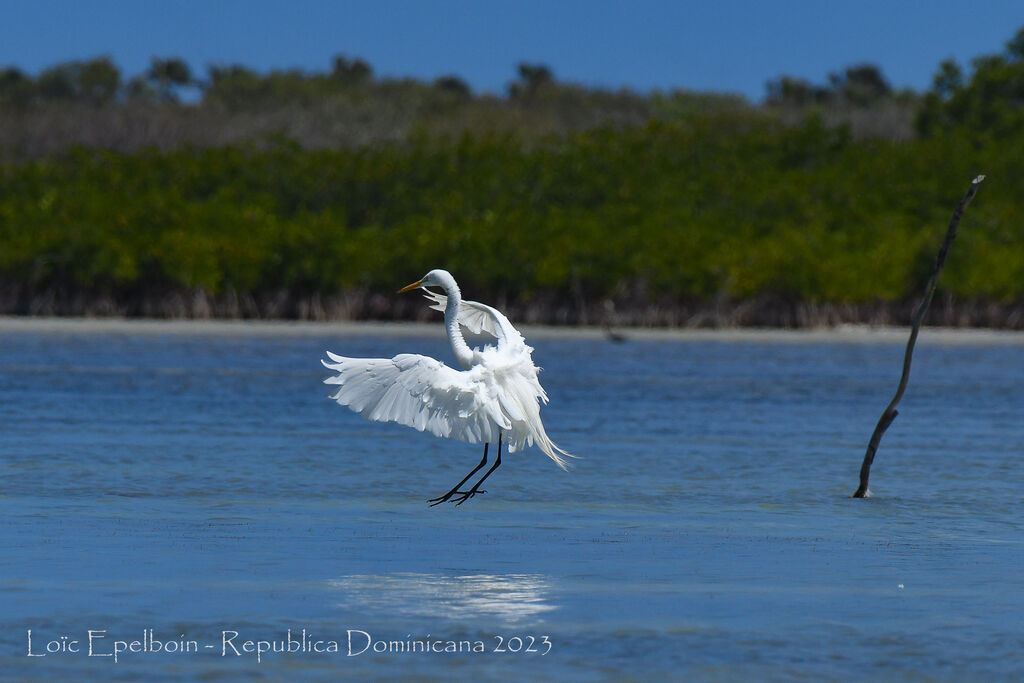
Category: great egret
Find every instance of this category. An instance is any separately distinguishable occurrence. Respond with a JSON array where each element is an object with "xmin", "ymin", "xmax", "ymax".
[{"xmin": 322, "ymin": 269, "xmax": 572, "ymax": 505}]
